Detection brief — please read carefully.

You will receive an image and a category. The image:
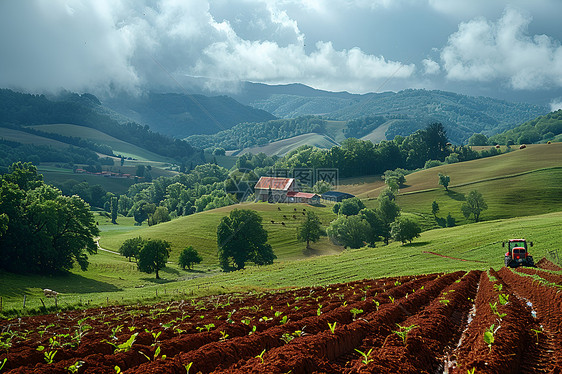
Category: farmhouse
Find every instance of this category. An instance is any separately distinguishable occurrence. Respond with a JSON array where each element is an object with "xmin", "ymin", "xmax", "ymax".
[{"xmin": 254, "ymin": 177, "xmax": 295, "ymax": 202}]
